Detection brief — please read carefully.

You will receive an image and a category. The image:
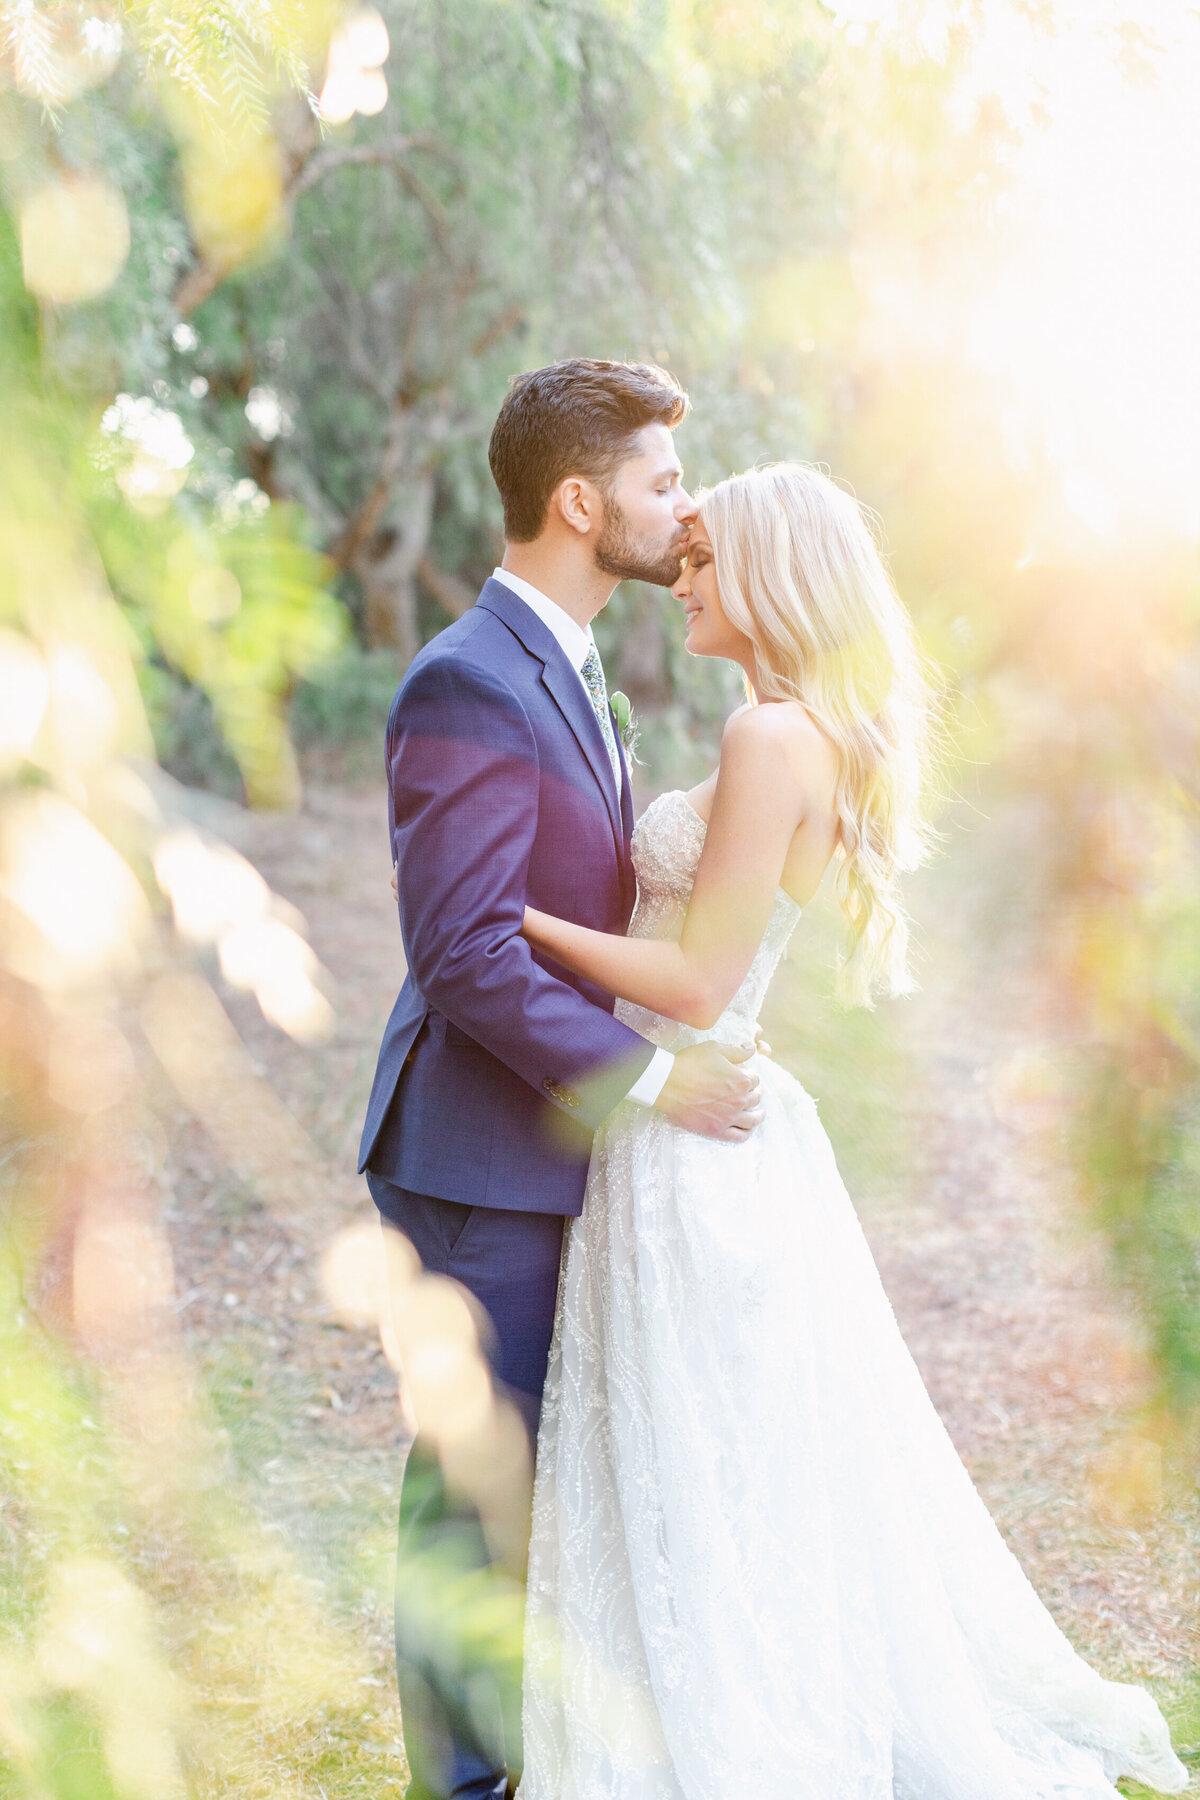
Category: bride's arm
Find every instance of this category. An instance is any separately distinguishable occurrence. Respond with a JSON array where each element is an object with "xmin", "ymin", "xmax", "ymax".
[{"xmin": 523, "ymin": 706, "xmax": 825, "ymax": 1030}]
